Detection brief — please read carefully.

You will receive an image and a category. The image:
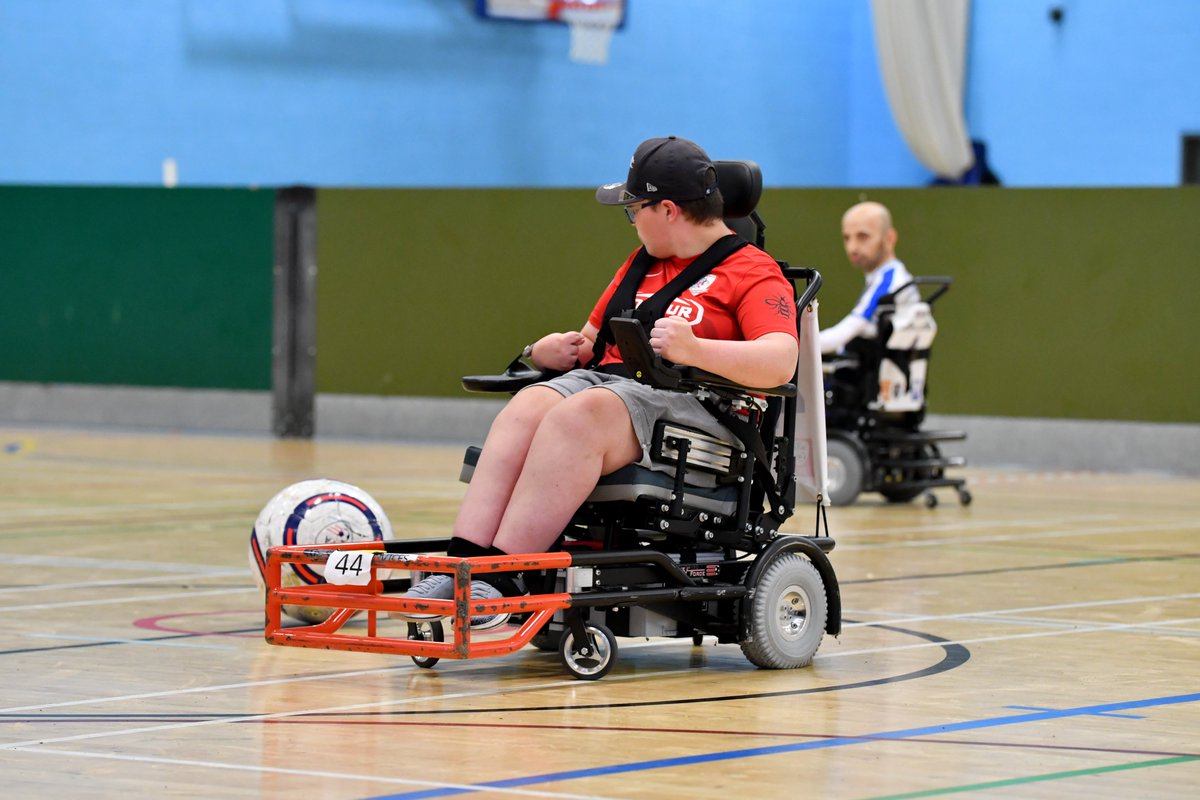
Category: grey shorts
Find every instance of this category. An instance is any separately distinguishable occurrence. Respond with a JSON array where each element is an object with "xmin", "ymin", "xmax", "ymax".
[{"xmin": 521, "ymin": 368, "xmax": 738, "ymax": 475}]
